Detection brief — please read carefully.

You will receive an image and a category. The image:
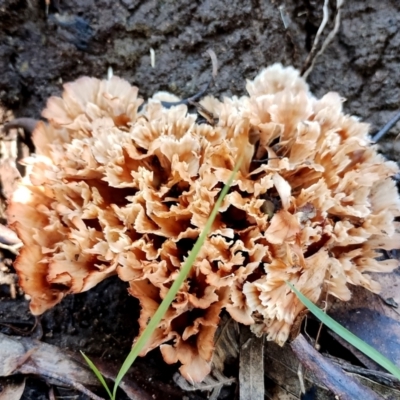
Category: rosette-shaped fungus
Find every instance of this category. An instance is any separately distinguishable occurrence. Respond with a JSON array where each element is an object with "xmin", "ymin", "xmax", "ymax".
[{"xmin": 9, "ymin": 64, "xmax": 400, "ymax": 382}]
